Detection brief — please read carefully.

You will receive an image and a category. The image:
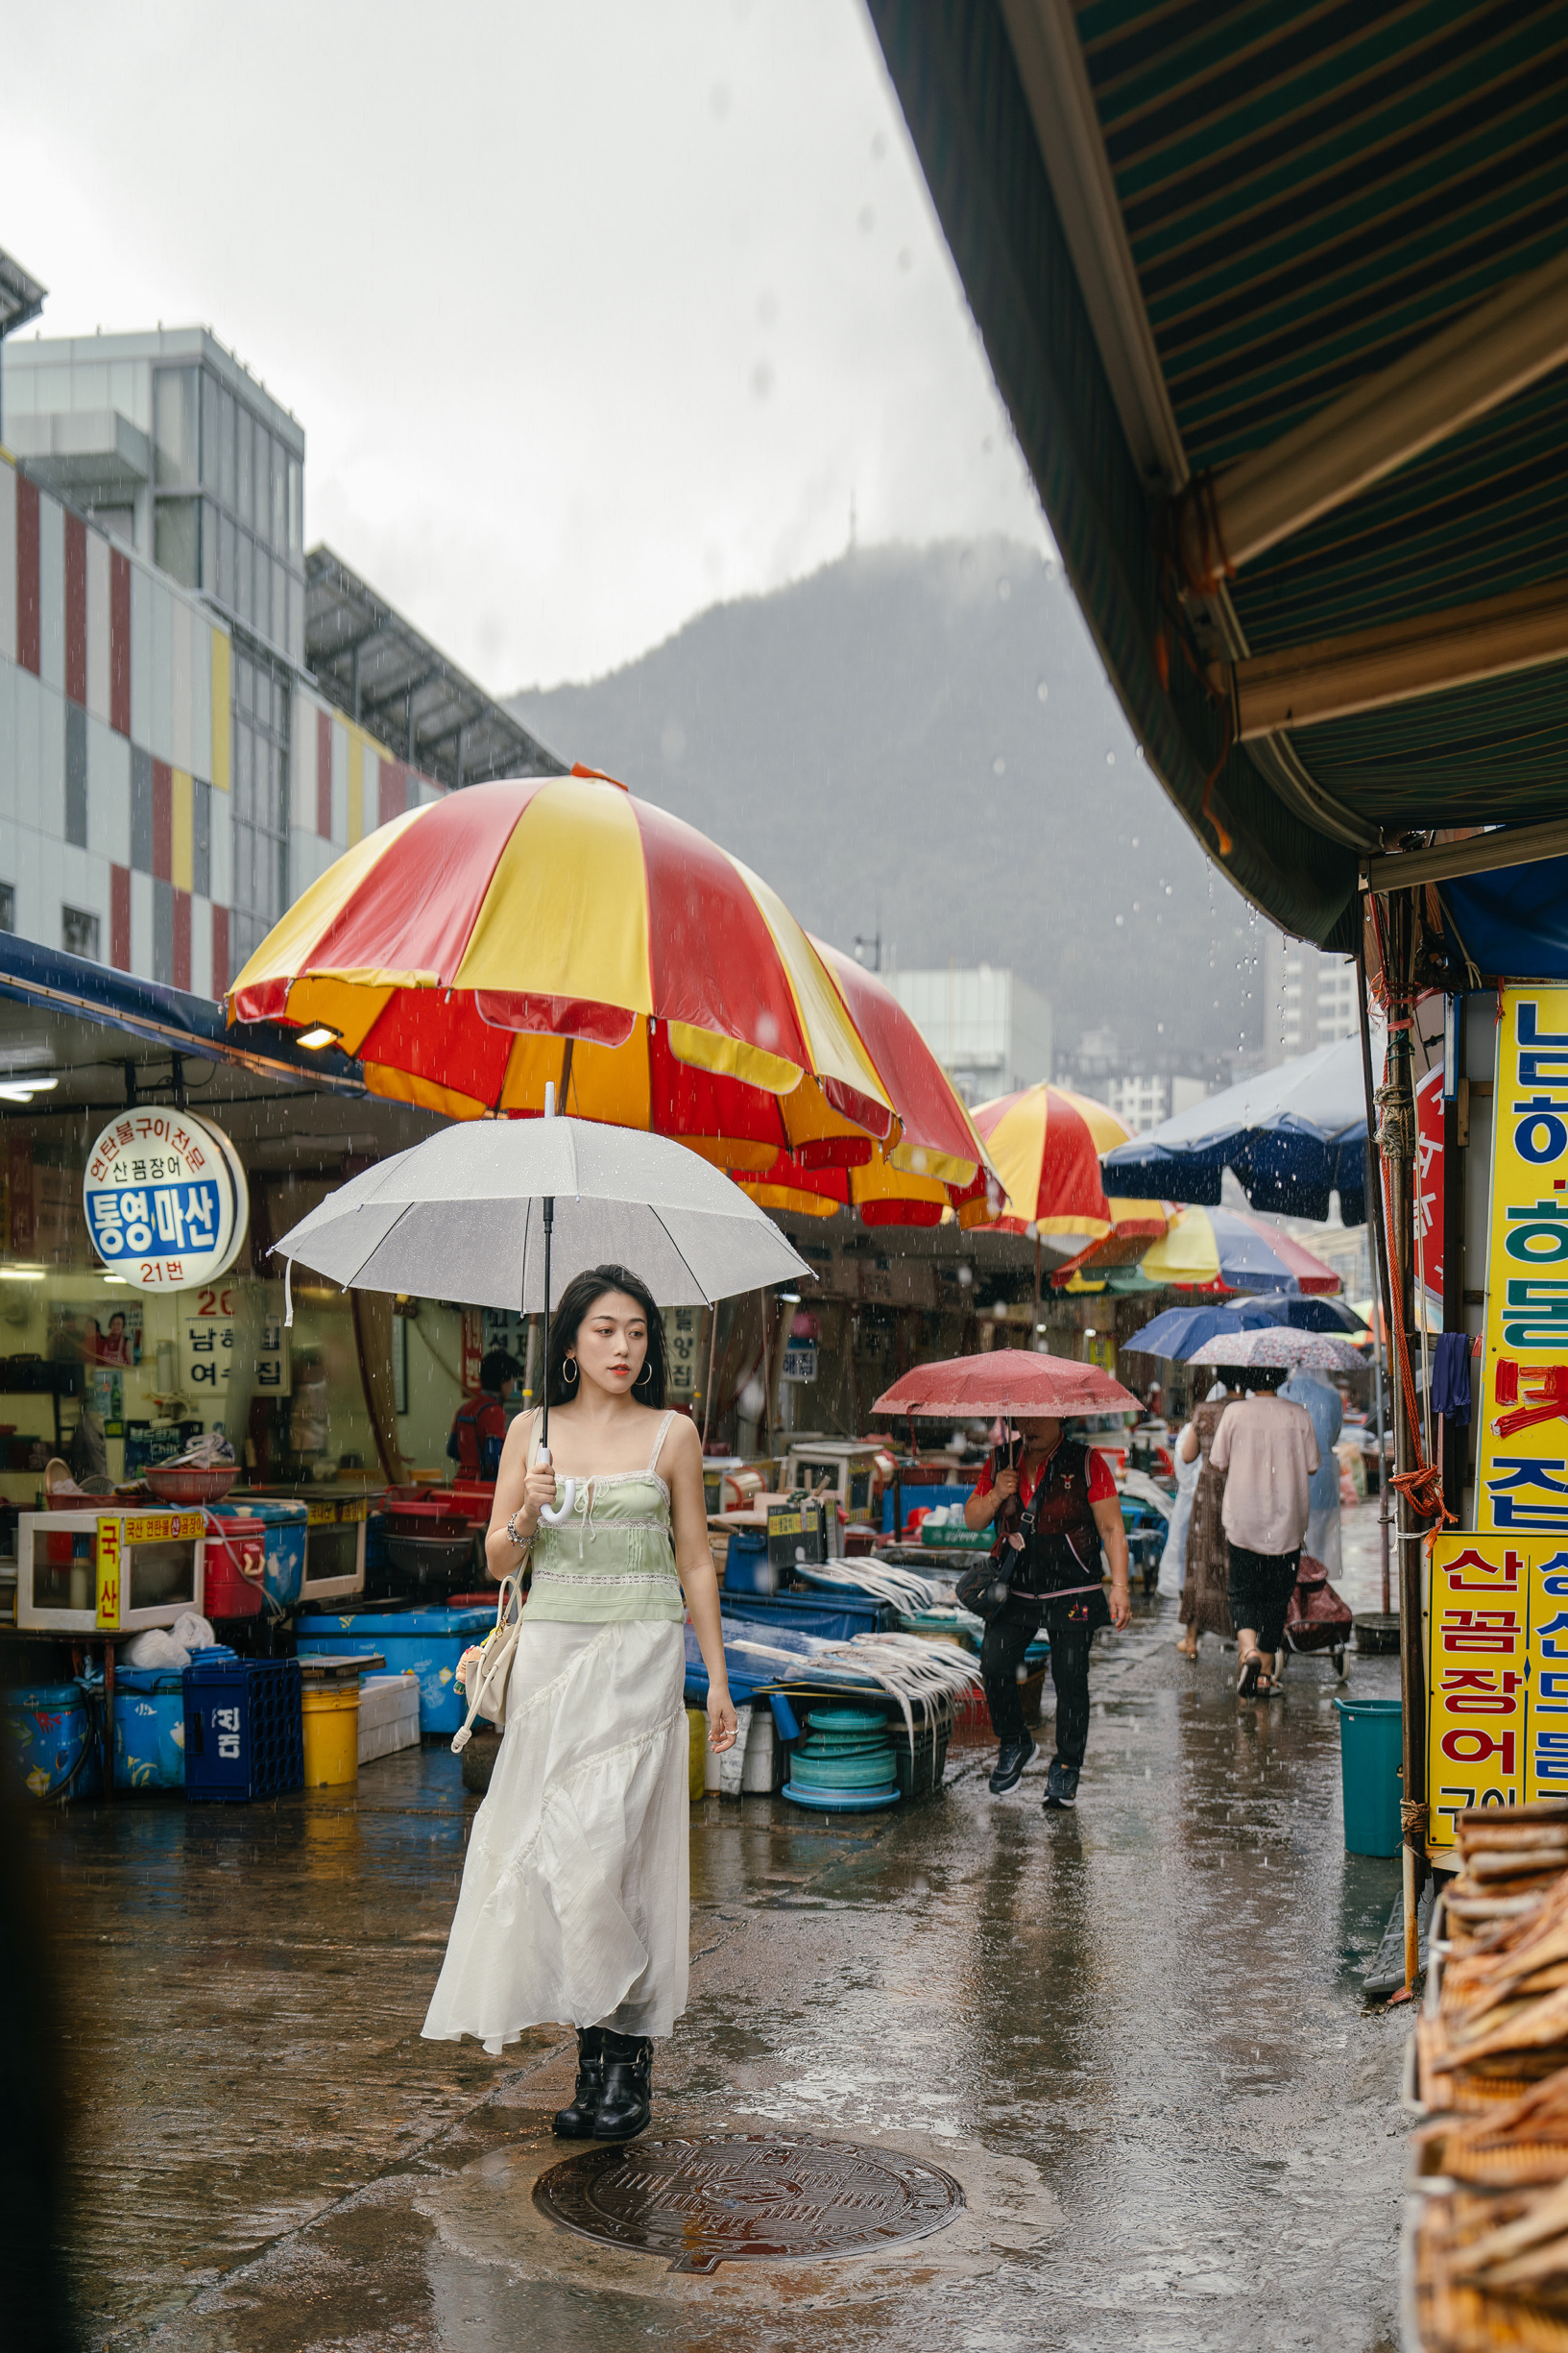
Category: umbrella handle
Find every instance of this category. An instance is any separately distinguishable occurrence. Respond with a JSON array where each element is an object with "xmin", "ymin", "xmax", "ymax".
[{"xmin": 535, "ymin": 1445, "xmax": 577, "ymax": 1527}]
